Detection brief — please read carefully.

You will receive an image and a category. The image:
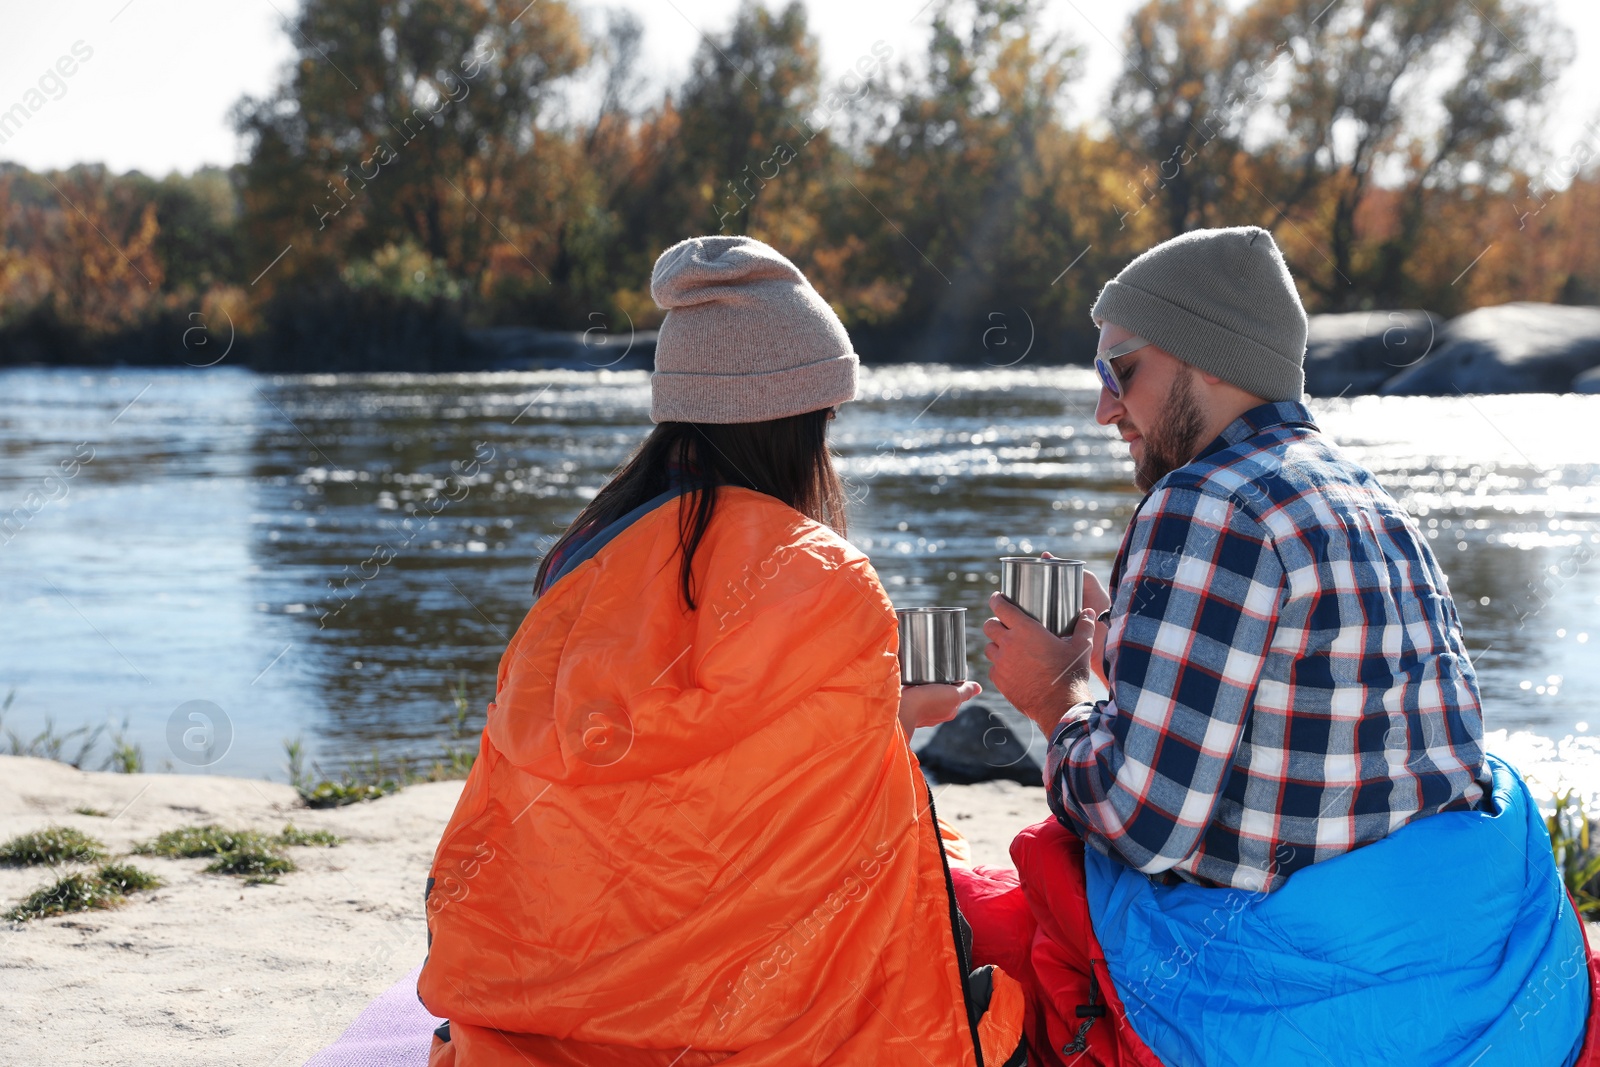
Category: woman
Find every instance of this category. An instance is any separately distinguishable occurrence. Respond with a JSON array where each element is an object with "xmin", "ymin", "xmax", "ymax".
[{"xmin": 418, "ymin": 236, "xmax": 1026, "ymax": 1066}]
